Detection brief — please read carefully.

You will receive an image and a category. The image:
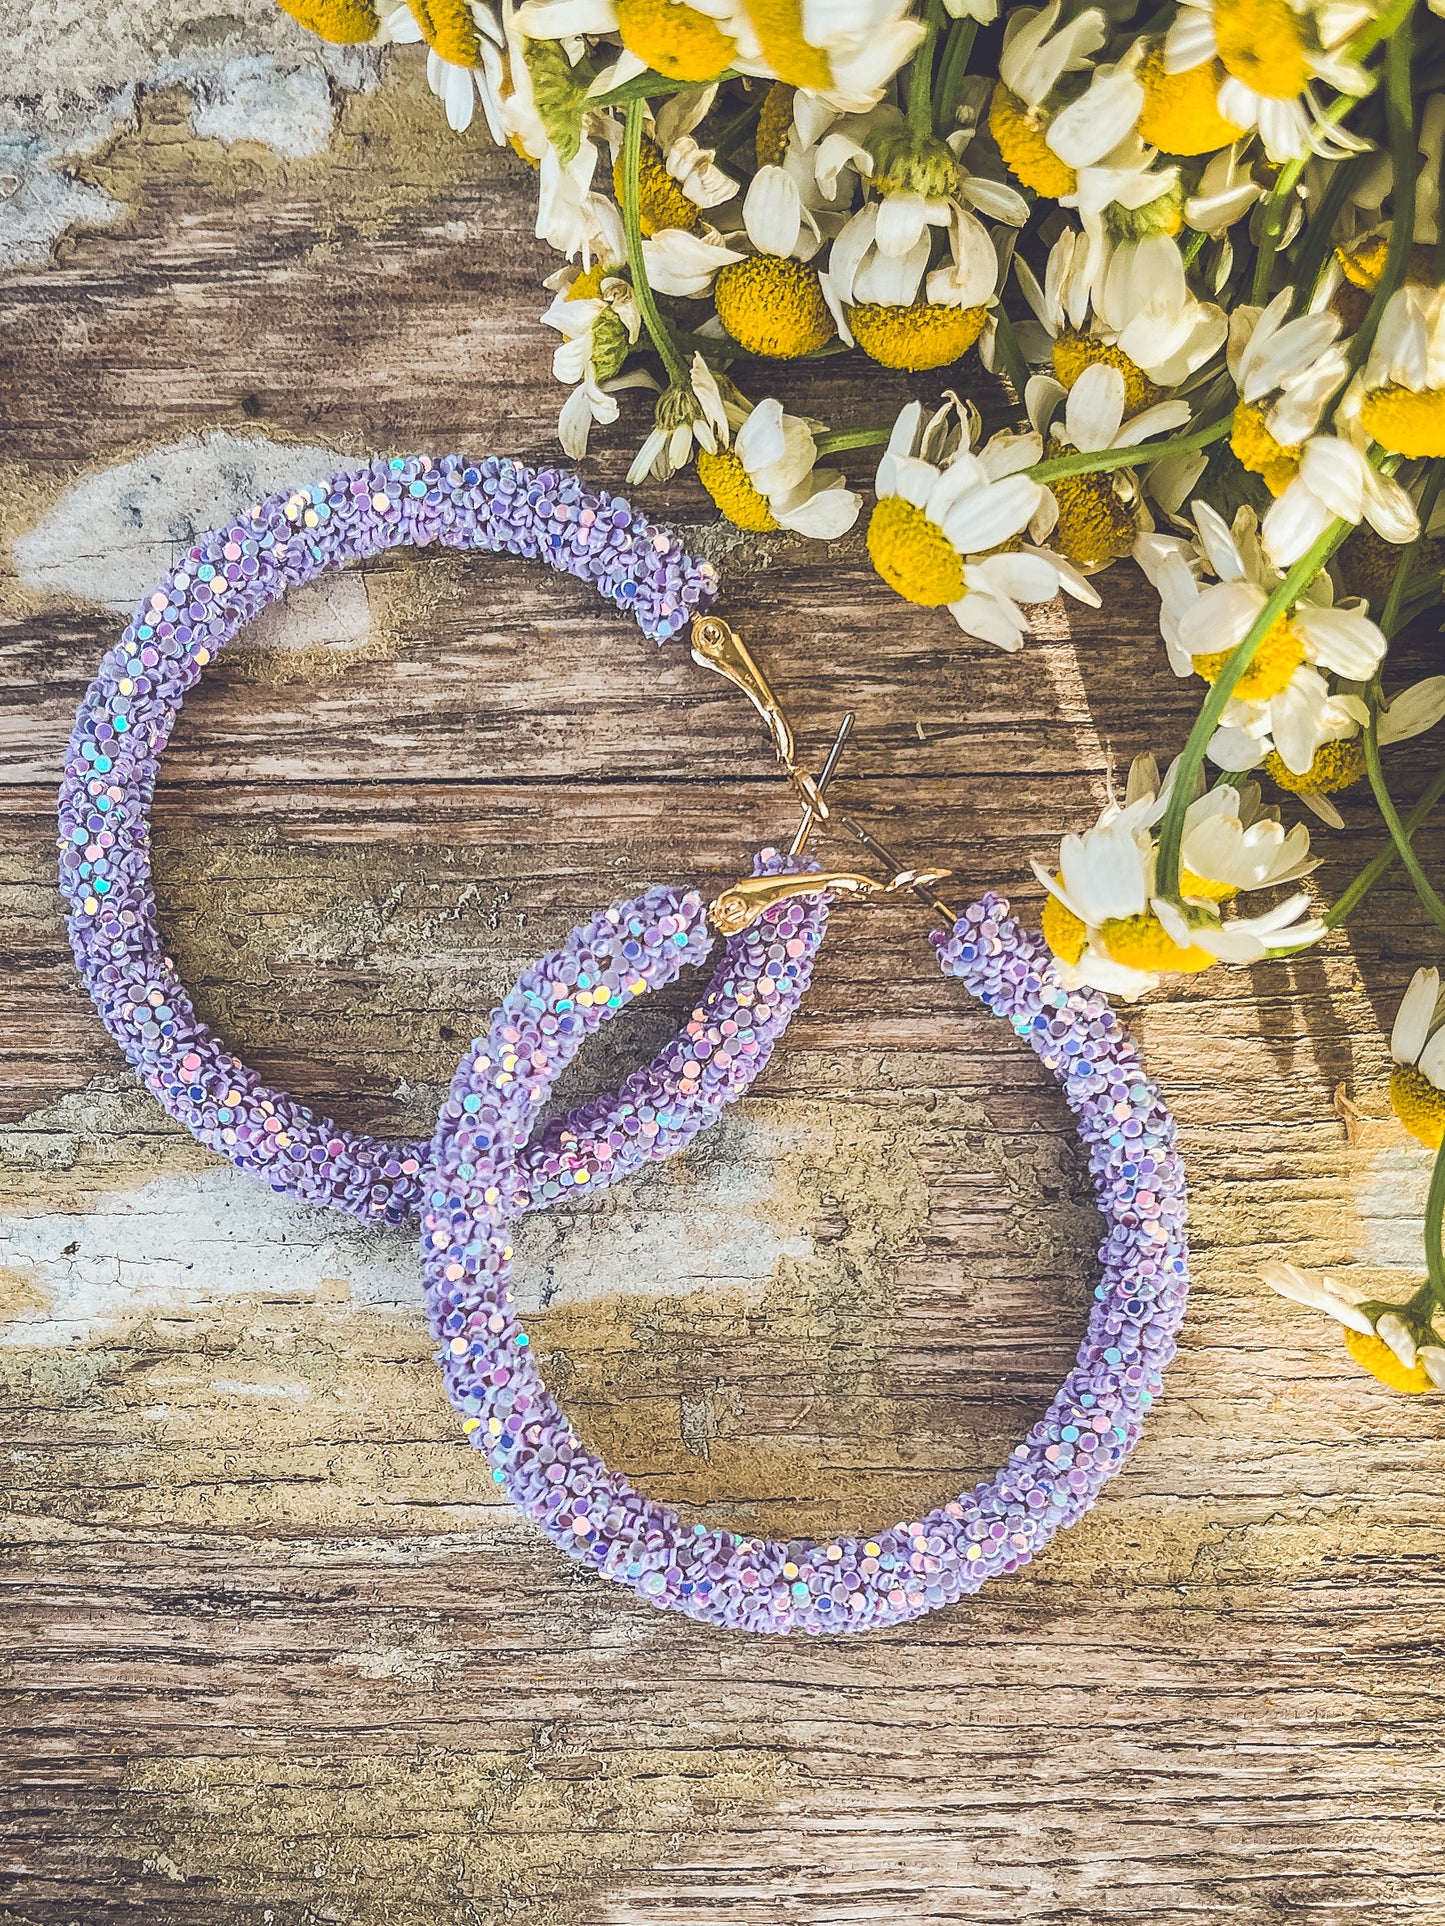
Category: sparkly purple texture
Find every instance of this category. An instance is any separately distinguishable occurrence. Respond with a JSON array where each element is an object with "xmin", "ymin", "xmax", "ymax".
[
  {"xmin": 58, "ymin": 455, "xmax": 828, "ymax": 1224},
  {"xmin": 425, "ymin": 894, "xmax": 1190, "ymax": 1635}
]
